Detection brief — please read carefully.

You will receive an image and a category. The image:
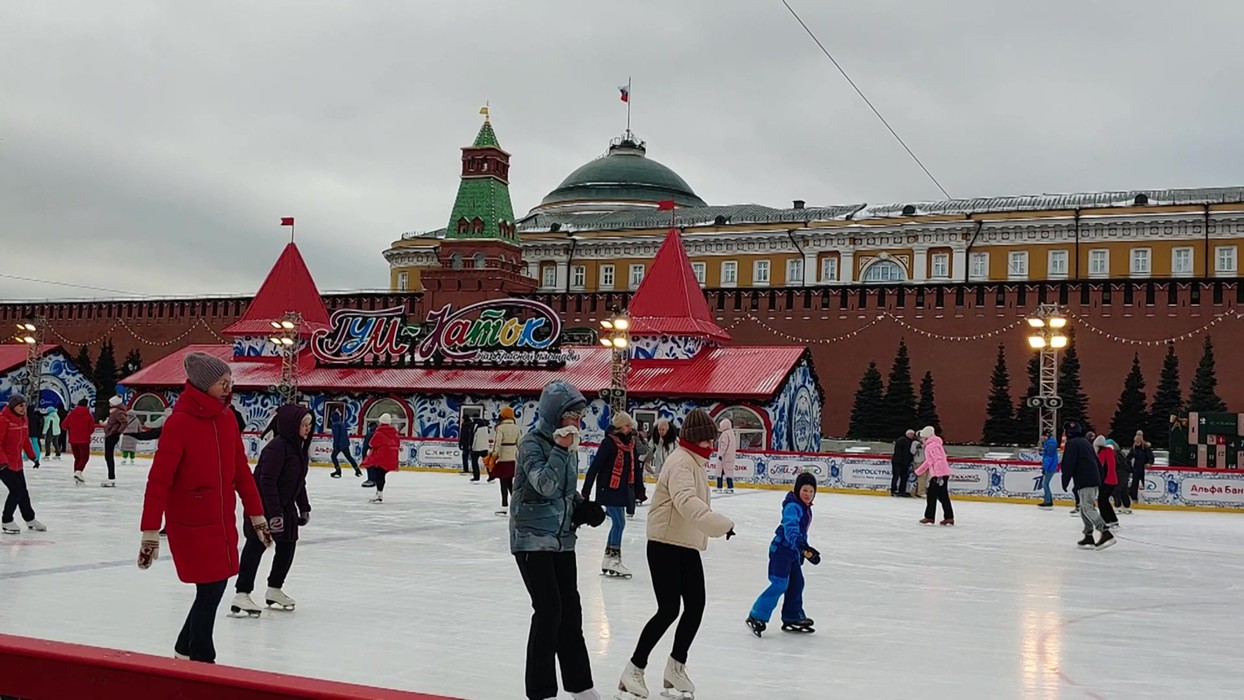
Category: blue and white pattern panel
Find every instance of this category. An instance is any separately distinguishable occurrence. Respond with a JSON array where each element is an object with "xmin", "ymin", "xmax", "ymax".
[
  {"xmin": 0, "ymin": 351, "xmax": 97, "ymax": 410},
  {"xmin": 232, "ymin": 336, "xmax": 305, "ymax": 358},
  {"xmin": 232, "ymin": 391, "xmax": 283, "ymax": 432},
  {"xmin": 767, "ymin": 357, "xmax": 822, "ymax": 452},
  {"xmin": 631, "ymin": 335, "xmax": 707, "ymax": 361}
]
